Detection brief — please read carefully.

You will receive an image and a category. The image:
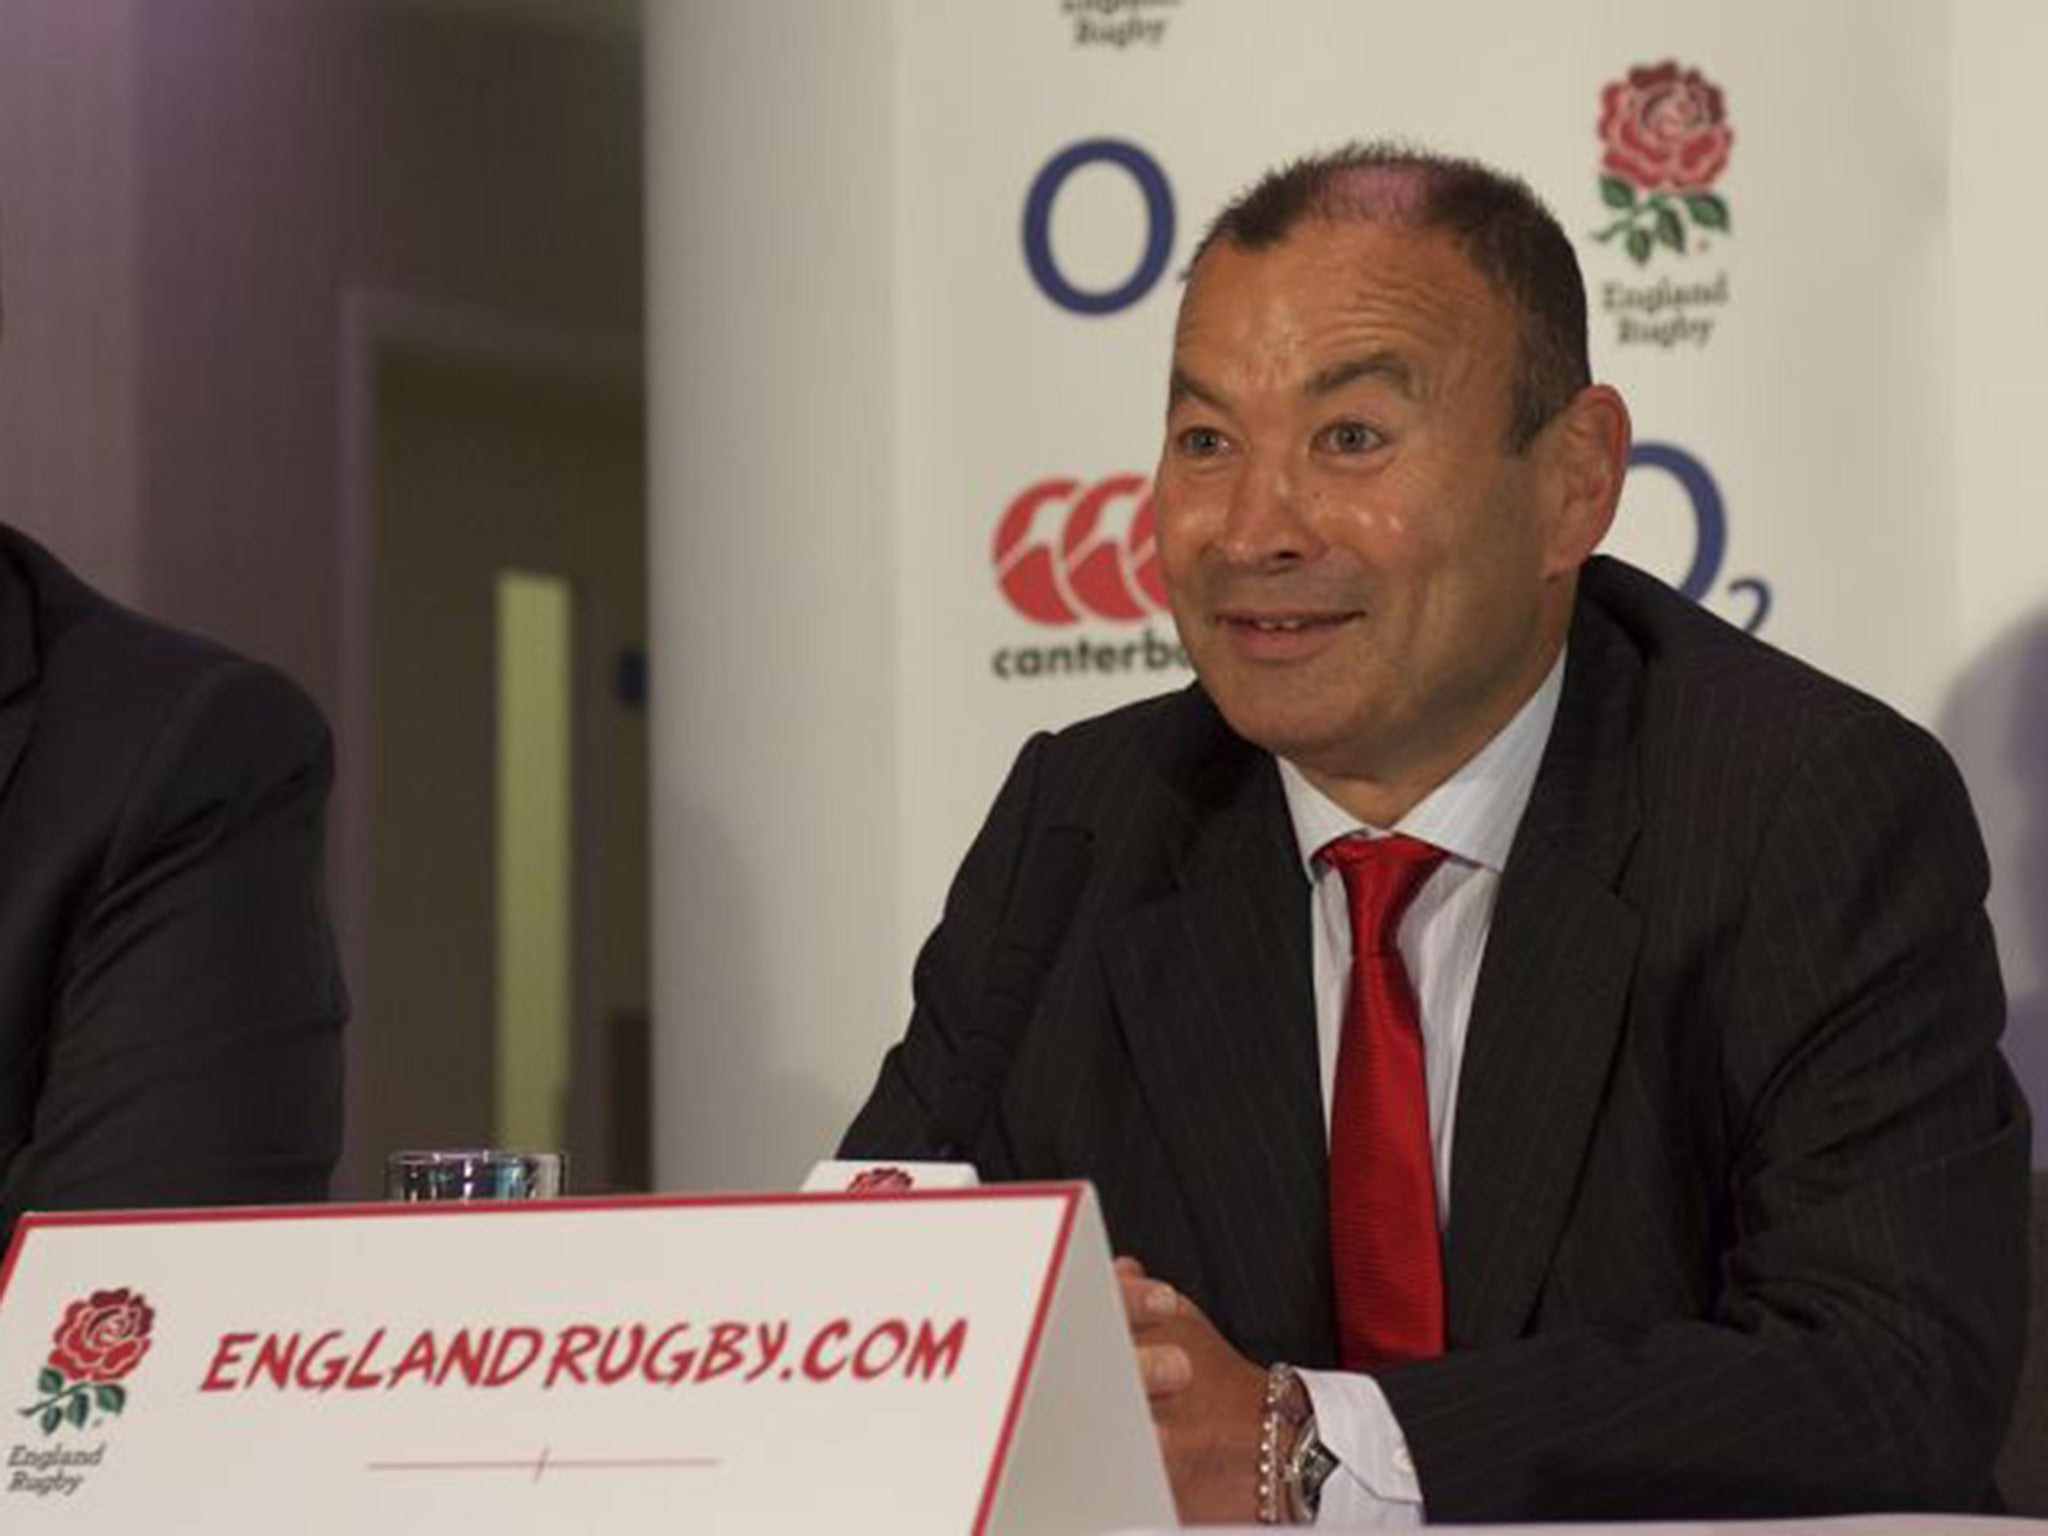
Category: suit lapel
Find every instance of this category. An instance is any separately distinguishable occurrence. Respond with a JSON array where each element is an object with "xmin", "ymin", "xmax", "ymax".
[
  {"xmin": 1445, "ymin": 592, "xmax": 1645, "ymax": 1345},
  {"xmin": 0, "ymin": 539, "xmax": 40, "ymax": 805},
  {"xmin": 1103, "ymin": 708, "xmax": 1334, "ymax": 1360}
]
